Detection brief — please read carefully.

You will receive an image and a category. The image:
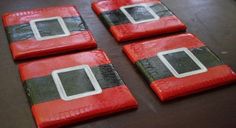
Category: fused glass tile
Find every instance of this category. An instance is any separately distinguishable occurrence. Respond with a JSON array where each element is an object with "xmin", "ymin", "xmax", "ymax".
[
  {"xmin": 3, "ymin": 6, "xmax": 97, "ymax": 60},
  {"xmin": 92, "ymin": 0, "xmax": 186, "ymax": 42},
  {"xmin": 19, "ymin": 50, "xmax": 137, "ymax": 128},
  {"xmin": 123, "ymin": 33, "xmax": 236, "ymax": 101}
]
